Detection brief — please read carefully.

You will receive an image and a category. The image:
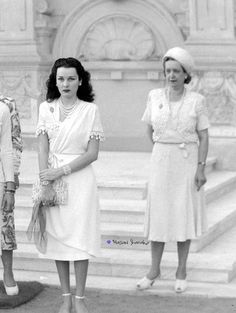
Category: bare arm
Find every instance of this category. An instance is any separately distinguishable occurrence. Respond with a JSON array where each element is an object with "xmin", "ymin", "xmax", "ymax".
[
  {"xmin": 37, "ymin": 133, "xmax": 58, "ymax": 204},
  {"xmin": 195, "ymin": 129, "xmax": 209, "ymax": 191},
  {"xmin": 38, "ymin": 133, "xmax": 49, "ymax": 171},
  {"xmin": 197, "ymin": 129, "xmax": 209, "ymax": 164},
  {"xmin": 146, "ymin": 125, "xmax": 154, "ymax": 144}
]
